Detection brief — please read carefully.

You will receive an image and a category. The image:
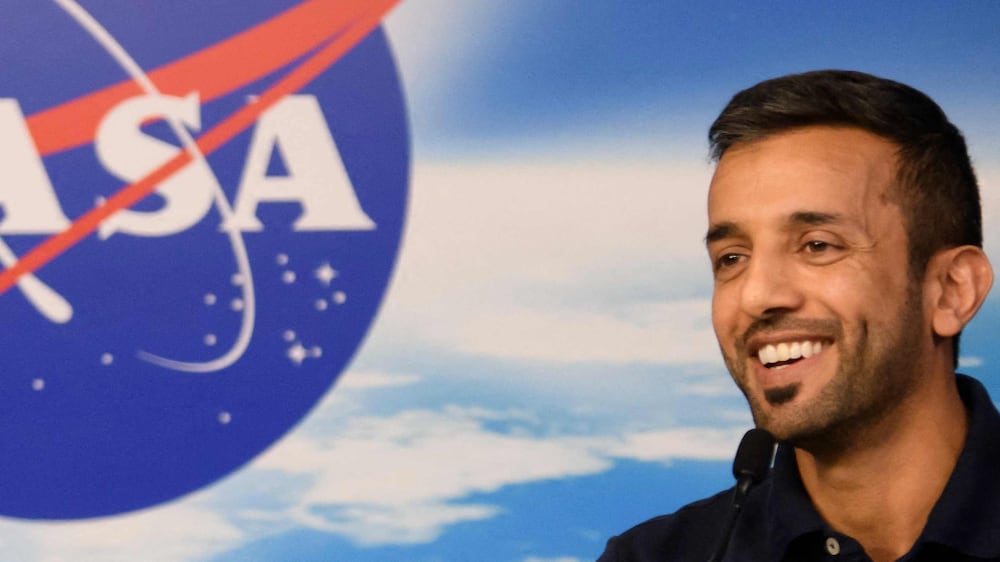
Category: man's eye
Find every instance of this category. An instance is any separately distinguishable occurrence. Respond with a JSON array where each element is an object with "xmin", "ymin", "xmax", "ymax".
[
  {"xmin": 716, "ymin": 253, "xmax": 744, "ymax": 269},
  {"xmin": 800, "ymin": 239, "xmax": 846, "ymax": 265},
  {"xmin": 804, "ymin": 240, "xmax": 830, "ymax": 253}
]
